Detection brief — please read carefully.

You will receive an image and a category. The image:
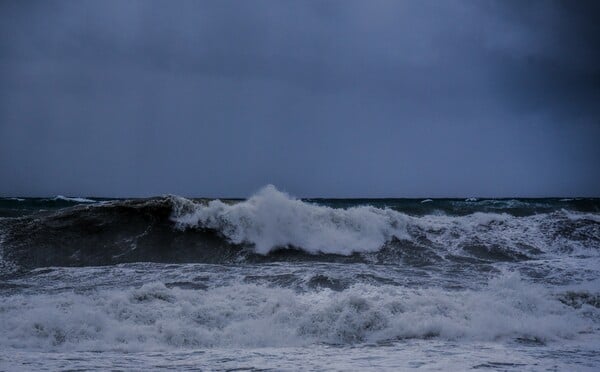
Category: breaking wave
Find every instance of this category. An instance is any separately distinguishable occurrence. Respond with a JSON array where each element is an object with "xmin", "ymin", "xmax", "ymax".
[
  {"xmin": 171, "ymin": 185, "xmax": 599, "ymax": 256},
  {"xmin": 0, "ymin": 272, "xmax": 596, "ymax": 351},
  {"xmin": 0, "ymin": 186, "xmax": 598, "ymax": 271},
  {"xmin": 172, "ymin": 185, "xmax": 412, "ymax": 255}
]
